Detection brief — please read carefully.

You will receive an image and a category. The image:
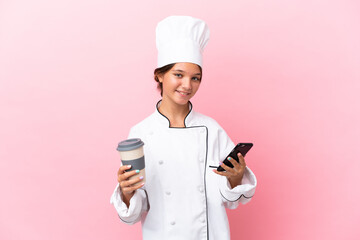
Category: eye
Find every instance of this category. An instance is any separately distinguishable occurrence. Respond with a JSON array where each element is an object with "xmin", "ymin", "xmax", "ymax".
[
  {"xmin": 192, "ymin": 77, "xmax": 201, "ymax": 81},
  {"xmin": 174, "ymin": 73, "xmax": 182, "ymax": 78}
]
